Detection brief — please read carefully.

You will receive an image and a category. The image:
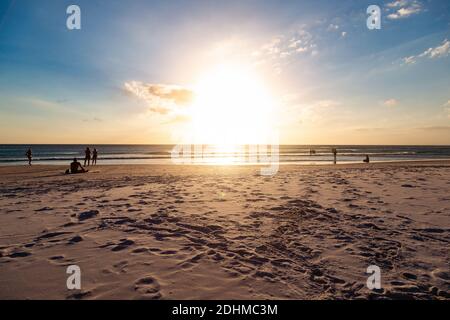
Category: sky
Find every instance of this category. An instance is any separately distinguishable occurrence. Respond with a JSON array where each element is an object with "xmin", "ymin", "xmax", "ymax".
[{"xmin": 0, "ymin": 0, "xmax": 449, "ymax": 145}]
